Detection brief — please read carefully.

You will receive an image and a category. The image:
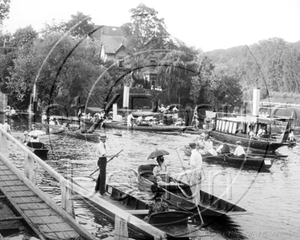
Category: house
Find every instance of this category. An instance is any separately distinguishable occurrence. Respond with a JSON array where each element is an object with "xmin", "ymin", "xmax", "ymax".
[
  {"xmin": 91, "ymin": 25, "xmax": 163, "ymax": 90},
  {"xmin": 91, "ymin": 26, "xmax": 128, "ymax": 67}
]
